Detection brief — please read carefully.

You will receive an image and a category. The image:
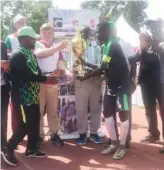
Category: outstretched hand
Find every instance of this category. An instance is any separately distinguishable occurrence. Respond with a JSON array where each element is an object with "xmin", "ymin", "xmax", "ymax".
[
  {"xmin": 58, "ymin": 41, "xmax": 69, "ymax": 51},
  {"xmin": 76, "ymin": 71, "xmax": 91, "ymax": 81},
  {"xmin": 46, "ymin": 75, "xmax": 57, "ymax": 82}
]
